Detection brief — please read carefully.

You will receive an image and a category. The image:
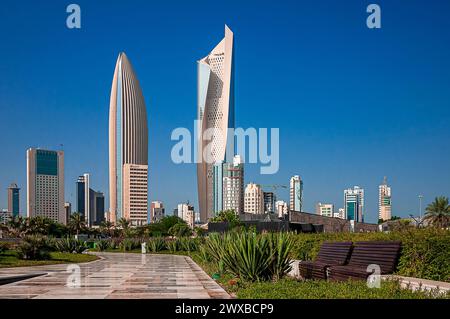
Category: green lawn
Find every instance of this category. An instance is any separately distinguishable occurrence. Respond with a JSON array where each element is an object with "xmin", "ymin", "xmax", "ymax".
[
  {"xmin": 0, "ymin": 251, "xmax": 99, "ymax": 268},
  {"xmin": 235, "ymin": 278, "xmax": 449, "ymax": 299}
]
